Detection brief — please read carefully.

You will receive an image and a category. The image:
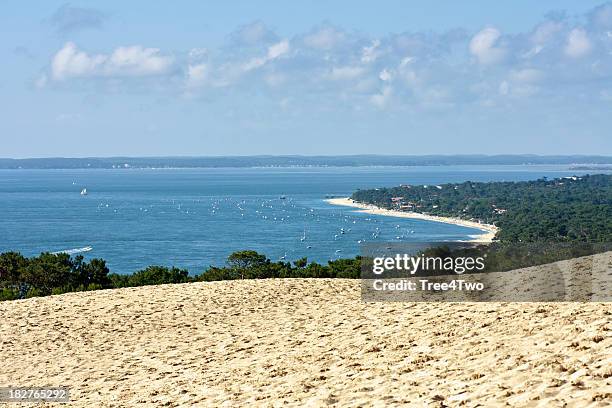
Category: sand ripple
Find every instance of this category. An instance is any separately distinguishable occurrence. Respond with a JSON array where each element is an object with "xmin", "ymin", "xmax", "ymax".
[{"xmin": 1, "ymin": 277, "xmax": 610, "ymax": 406}]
